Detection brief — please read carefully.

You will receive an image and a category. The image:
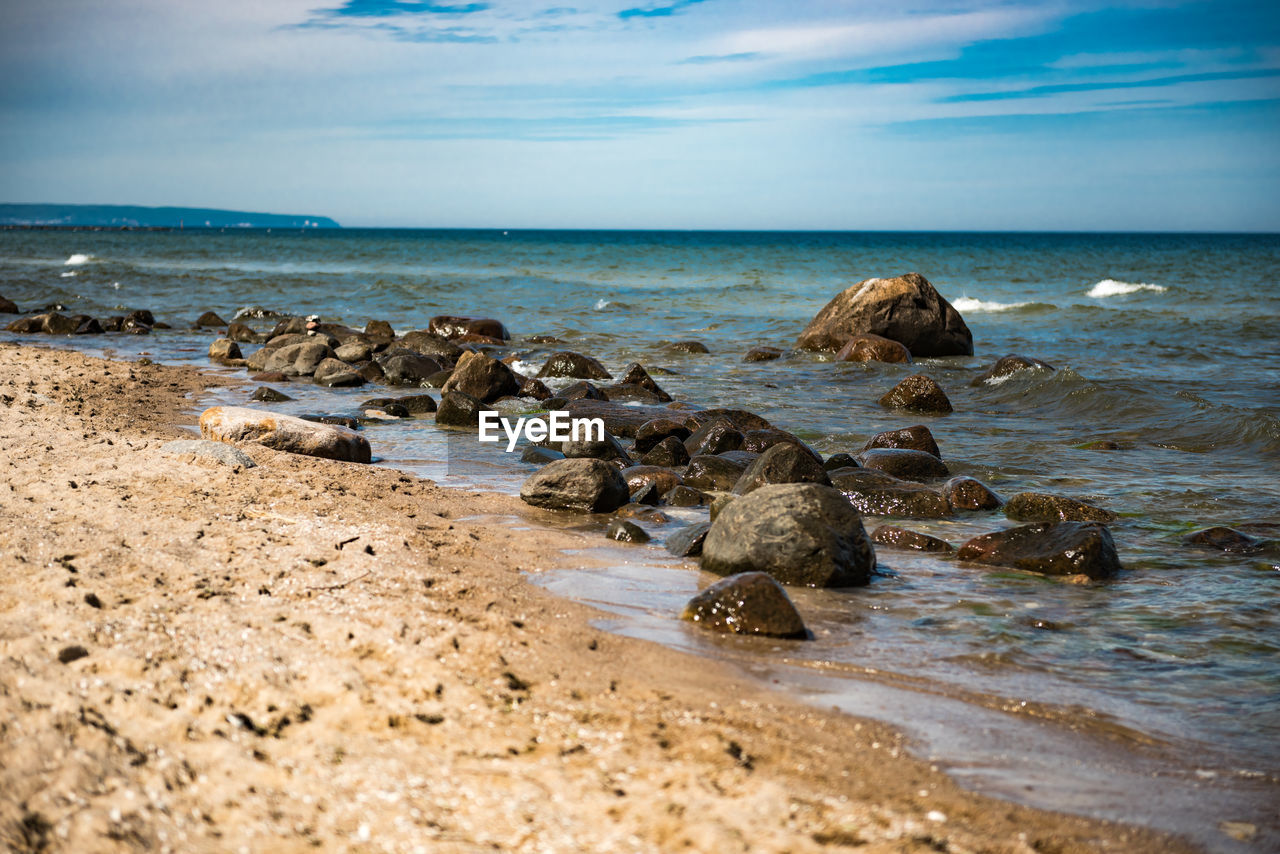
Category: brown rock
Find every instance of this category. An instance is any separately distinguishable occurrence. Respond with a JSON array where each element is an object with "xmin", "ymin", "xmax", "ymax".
[
  {"xmin": 0, "ymin": 295, "xmax": 18, "ymax": 314},
  {"xmin": 743, "ymin": 346, "xmax": 783, "ymax": 362},
  {"xmin": 622, "ymin": 465, "xmax": 682, "ymax": 496},
  {"xmin": 684, "ymin": 419, "xmax": 743, "ymax": 456},
  {"xmin": 943, "ymin": 477, "xmax": 1004, "ymax": 511},
  {"xmin": 635, "ymin": 418, "xmax": 692, "ymax": 454},
  {"xmin": 835, "ymin": 334, "xmax": 911, "ymax": 364},
  {"xmin": 442, "ymin": 351, "xmax": 520, "ymax": 403},
  {"xmin": 537, "ymin": 351, "xmax": 612, "ymax": 380},
  {"xmin": 862, "ymin": 425, "xmax": 941, "ymax": 458},
  {"xmin": 519, "ymin": 458, "xmax": 630, "ymax": 513},
  {"xmin": 958, "ymin": 522, "xmax": 1122, "ymax": 579},
  {"xmin": 871, "ymin": 526, "xmax": 955, "ymax": 554},
  {"xmin": 196, "ymin": 310, "xmax": 228, "ymax": 328},
  {"xmin": 208, "ymin": 338, "xmax": 243, "ymax": 364},
  {"xmin": 878, "ymin": 375, "xmax": 953, "ymax": 414},
  {"xmin": 796, "ymin": 272, "xmax": 973, "ymax": 357},
  {"xmin": 1182, "ymin": 527, "xmax": 1271, "ymax": 554},
  {"xmin": 640, "ymin": 436, "xmax": 690, "ymax": 467},
  {"xmin": 683, "ymin": 408, "xmax": 772, "ymax": 433},
  {"xmin": 428, "ymin": 315, "xmax": 509, "ymax": 341},
  {"xmin": 667, "ymin": 341, "xmax": 709, "ymax": 354},
  {"xmin": 1004, "ymin": 492, "xmax": 1117, "ymax": 524},
  {"xmin": 857, "ymin": 448, "xmax": 949, "ymax": 482},
  {"xmin": 199, "ymin": 406, "xmax": 371, "ymax": 463},
  {"xmin": 732, "ymin": 443, "xmax": 832, "ymax": 495},
  {"xmin": 681, "ymin": 573, "xmax": 808, "ymax": 639},
  {"xmin": 618, "ymin": 363, "xmax": 671, "ymax": 402},
  {"xmin": 684, "ymin": 454, "xmax": 751, "ymax": 492},
  {"xmin": 972, "ymin": 354, "xmax": 1055, "ymax": 386}
]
